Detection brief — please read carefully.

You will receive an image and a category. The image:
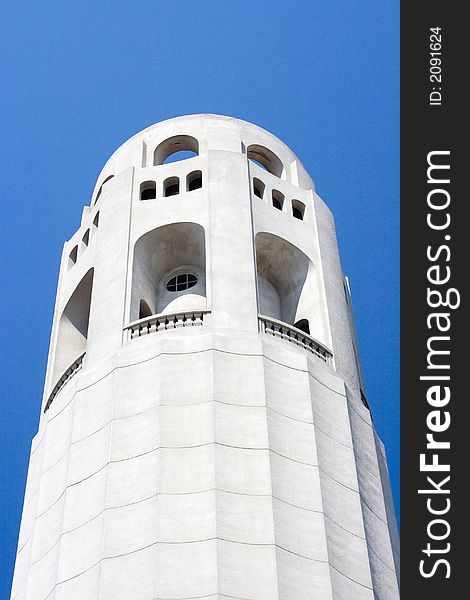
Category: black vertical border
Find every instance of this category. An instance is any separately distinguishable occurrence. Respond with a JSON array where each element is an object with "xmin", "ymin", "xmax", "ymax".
[{"xmin": 401, "ymin": 4, "xmax": 465, "ymax": 597}]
